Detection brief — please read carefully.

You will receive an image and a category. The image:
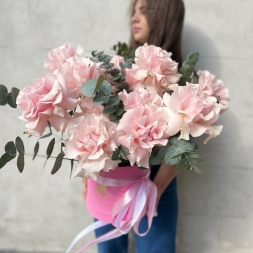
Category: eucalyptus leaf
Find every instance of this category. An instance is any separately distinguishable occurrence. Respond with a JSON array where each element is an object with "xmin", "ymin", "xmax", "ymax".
[
  {"xmin": 11, "ymin": 87, "xmax": 20, "ymax": 104},
  {"xmin": 0, "ymin": 153, "xmax": 15, "ymax": 169},
  {"xmin": 33, "ymin": 141, "xmax": 39, "ymax": 160},
  {"xmin": 119, "ymin": 62, "xmax": 126, "ymax": 69},
  {"xmin": 175, "ymin": 158, "xmax": 190, "ymax": 171},
  {"xmin": 80, "ymin": 79, "xmax": 97, "ymax": 97},
  {"xmin": 46, "ymin": 138, "xmax": 55, "ymax": 159},
  {"xmin": 106, "ymin": 95, "xmax": 120, "ymax": 106},
  {"xmin": 100, "ymin": 80, "xmax": 112, "ymax": 96},
  {"xmin": 5, "ymin": 141, "xmax": 16, "ymax": 157},
  {"xmin": 169, "ymin": 137, "xmax": 195, "ymax": 151},
  {"xmin": 39, "ymin": 133, "xmax": 52, "ymax": 139},
  {"xmin": 110, "ymin": 76, "xmax": 122, "ymax": 82},
  {"xmin": 111, "ymin": 149, "xmax": 121, "ymax": 161},
  {"xmin": 15, "ymin": 136, "xmax": 25, "ymax": 155},
  {"xmin": 192, "ymin": 164, "xmax": 202, "ymax": 173},
  {"xmin": 124, "ymin": 61, "xmax": 132, "ymax": 69},
  {"xmin": 51, "ymin": 152, "xmax": 64, "ymax": 175},
  {"xmin": 7, "ymin": 93, "xmax": 16, "ymax": 108},
  {"xmin": 103, "ymin": 104, "xmax": 117, "ymax": 114},
  {"xmin": 109, "ymin": 114, "xmax": 118, "ymax": 122},
  {"xmin": 164, "ymin": 145, "xmax": 182, "ymax": 165},
  {"xmin": 70, "ymin": 159, "xmax": 74, "ymax": 178},
  {"xmin": 149, "ymin": 146, "xmax": 165, "ymax": 165},
  {"xmin": 184, "ymin": 151, "xmax": 203, "ymax": 161},
  {"xmin": 93, "ymin": 75, "xmax": 105, "ymax": 95},
  {"xmin": 114, "ymin": 108, "xmax": 124, "ymax": 117},
  {"xmin": 120, "ymin": 145, "xmax": 130, "ymax": 156},
  {"xmin": 17, "ymin": 154, "xmax": 24, "ymax": 173},
  {"xmin": 110, "ymin": 69, "xmax": 120, "ymax": 76},
  {"xmin": 93, "ymin": 91, "xmax": 108, "ymax": 106},
  {"xmin": 188, "ymin": 52, "xmax": 199, "ymax": 63},
  {"xmin": 0, "ymin": 84, "xmax": 8, "ymax": 106}
]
